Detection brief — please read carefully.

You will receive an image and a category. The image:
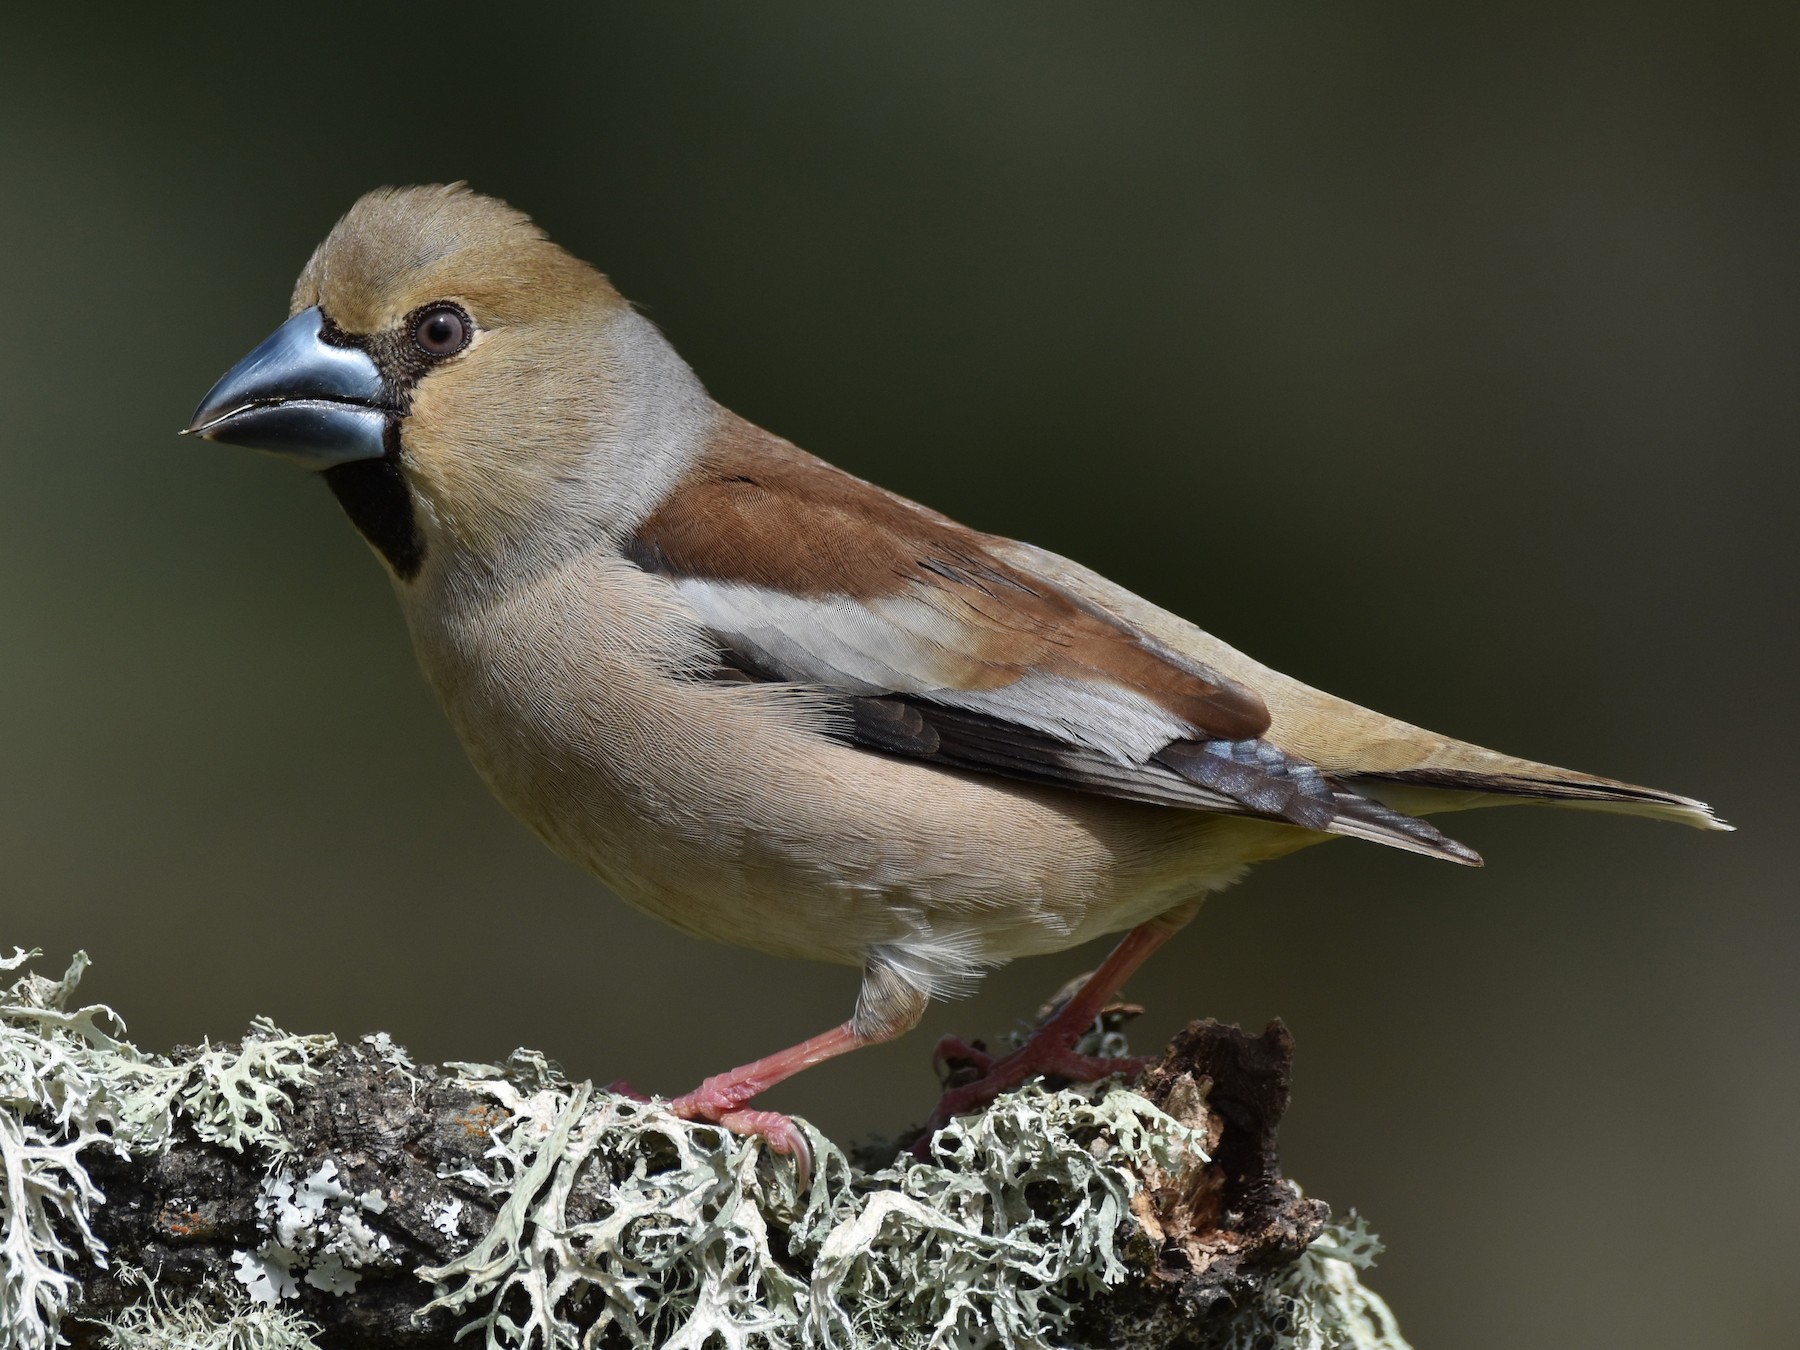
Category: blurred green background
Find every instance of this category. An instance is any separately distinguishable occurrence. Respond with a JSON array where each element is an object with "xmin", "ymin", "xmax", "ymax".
[{"xmin": 3, "ymin": 4, "xmax": 1792, "ymax": 1345}]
